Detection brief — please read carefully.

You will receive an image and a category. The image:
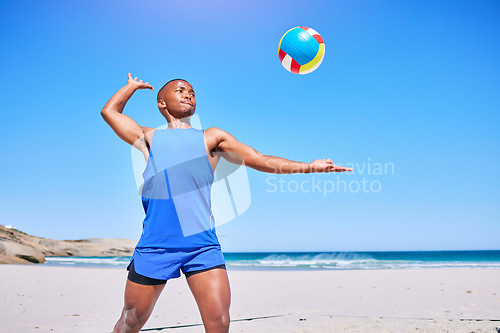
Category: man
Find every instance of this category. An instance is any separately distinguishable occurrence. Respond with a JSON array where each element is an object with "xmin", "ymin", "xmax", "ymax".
[{"xmin": 101, "ymin": 73, "xmax": 352, "ymax": 333}]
